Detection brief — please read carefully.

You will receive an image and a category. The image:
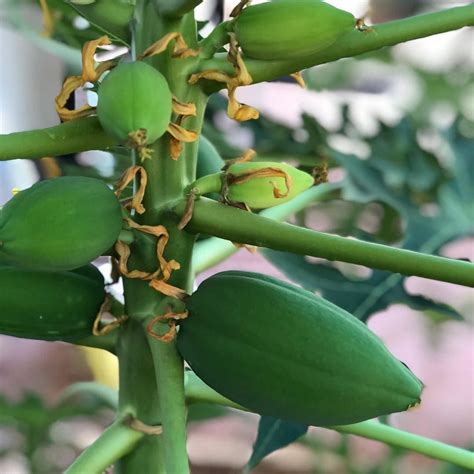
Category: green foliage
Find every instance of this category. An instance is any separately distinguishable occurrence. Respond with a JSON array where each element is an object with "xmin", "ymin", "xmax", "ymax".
[
  {"xmin": 67, "ymin": 0, "xmax": 134, "ymax": 44},
  {"xmin": 245, "ymin": 417, "xmax": 308, "ymax": 472}
]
